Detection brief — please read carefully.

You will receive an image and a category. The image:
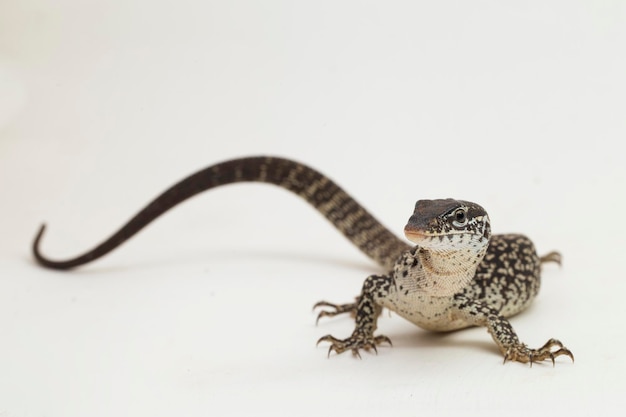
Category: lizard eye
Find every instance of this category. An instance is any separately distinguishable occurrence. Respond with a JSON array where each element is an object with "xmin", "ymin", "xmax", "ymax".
[{"xmin": 452, "ymin": 208, "xmax": 468, "ymax": 228}]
